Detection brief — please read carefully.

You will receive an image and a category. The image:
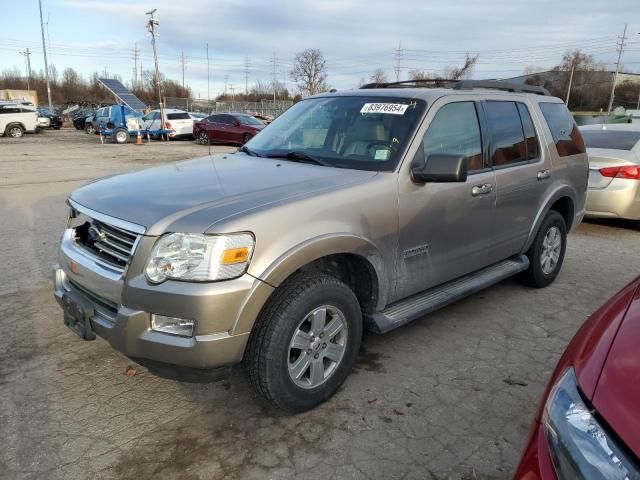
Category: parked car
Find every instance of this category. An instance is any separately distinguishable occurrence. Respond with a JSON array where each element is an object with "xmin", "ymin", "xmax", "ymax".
[
  {"xmin": 142, "ymin": 108, "xmax": 194, "ymax": 140},
  {"xmin": 84, "ymin": 113, "xmax": 97, "ymax": 134},
  {"xmin": 0, "ymin": 103, "xmax": 39, "ymax": 137},
  {"xmin": 73, "ymin": 112, "xmax": 90, "ymax": 130},
  {"xmin": 193, "ymin": 112, "xmax": 265, "ymax": 145},
  {"xmin": 514, "ymin": 274, "xmax": 640, "ymax": 479},
  {"xmin": 38, "ymin": 108, "xmax": 63, "ymax": 129},
  {"xmin": 53, "ymin": 80, "xmax": 587, "ymax": 413},
  {"xmin": 36, "ymin": 114, "xmax": 50, "ymax": 129},
  {"xmin": 580, "ymin": 123, "xmax": 640, "ymax": 227}
]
